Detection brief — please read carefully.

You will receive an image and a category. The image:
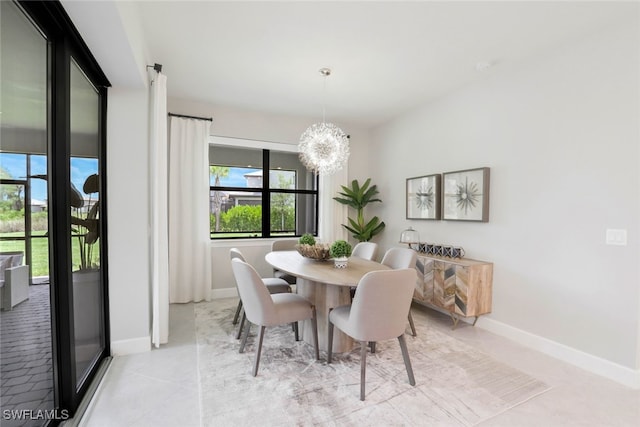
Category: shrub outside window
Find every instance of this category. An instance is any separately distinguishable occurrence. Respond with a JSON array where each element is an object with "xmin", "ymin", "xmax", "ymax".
[{"xmin": 209, "ymin": 145, "xmax": 318, "ymax": 239}]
